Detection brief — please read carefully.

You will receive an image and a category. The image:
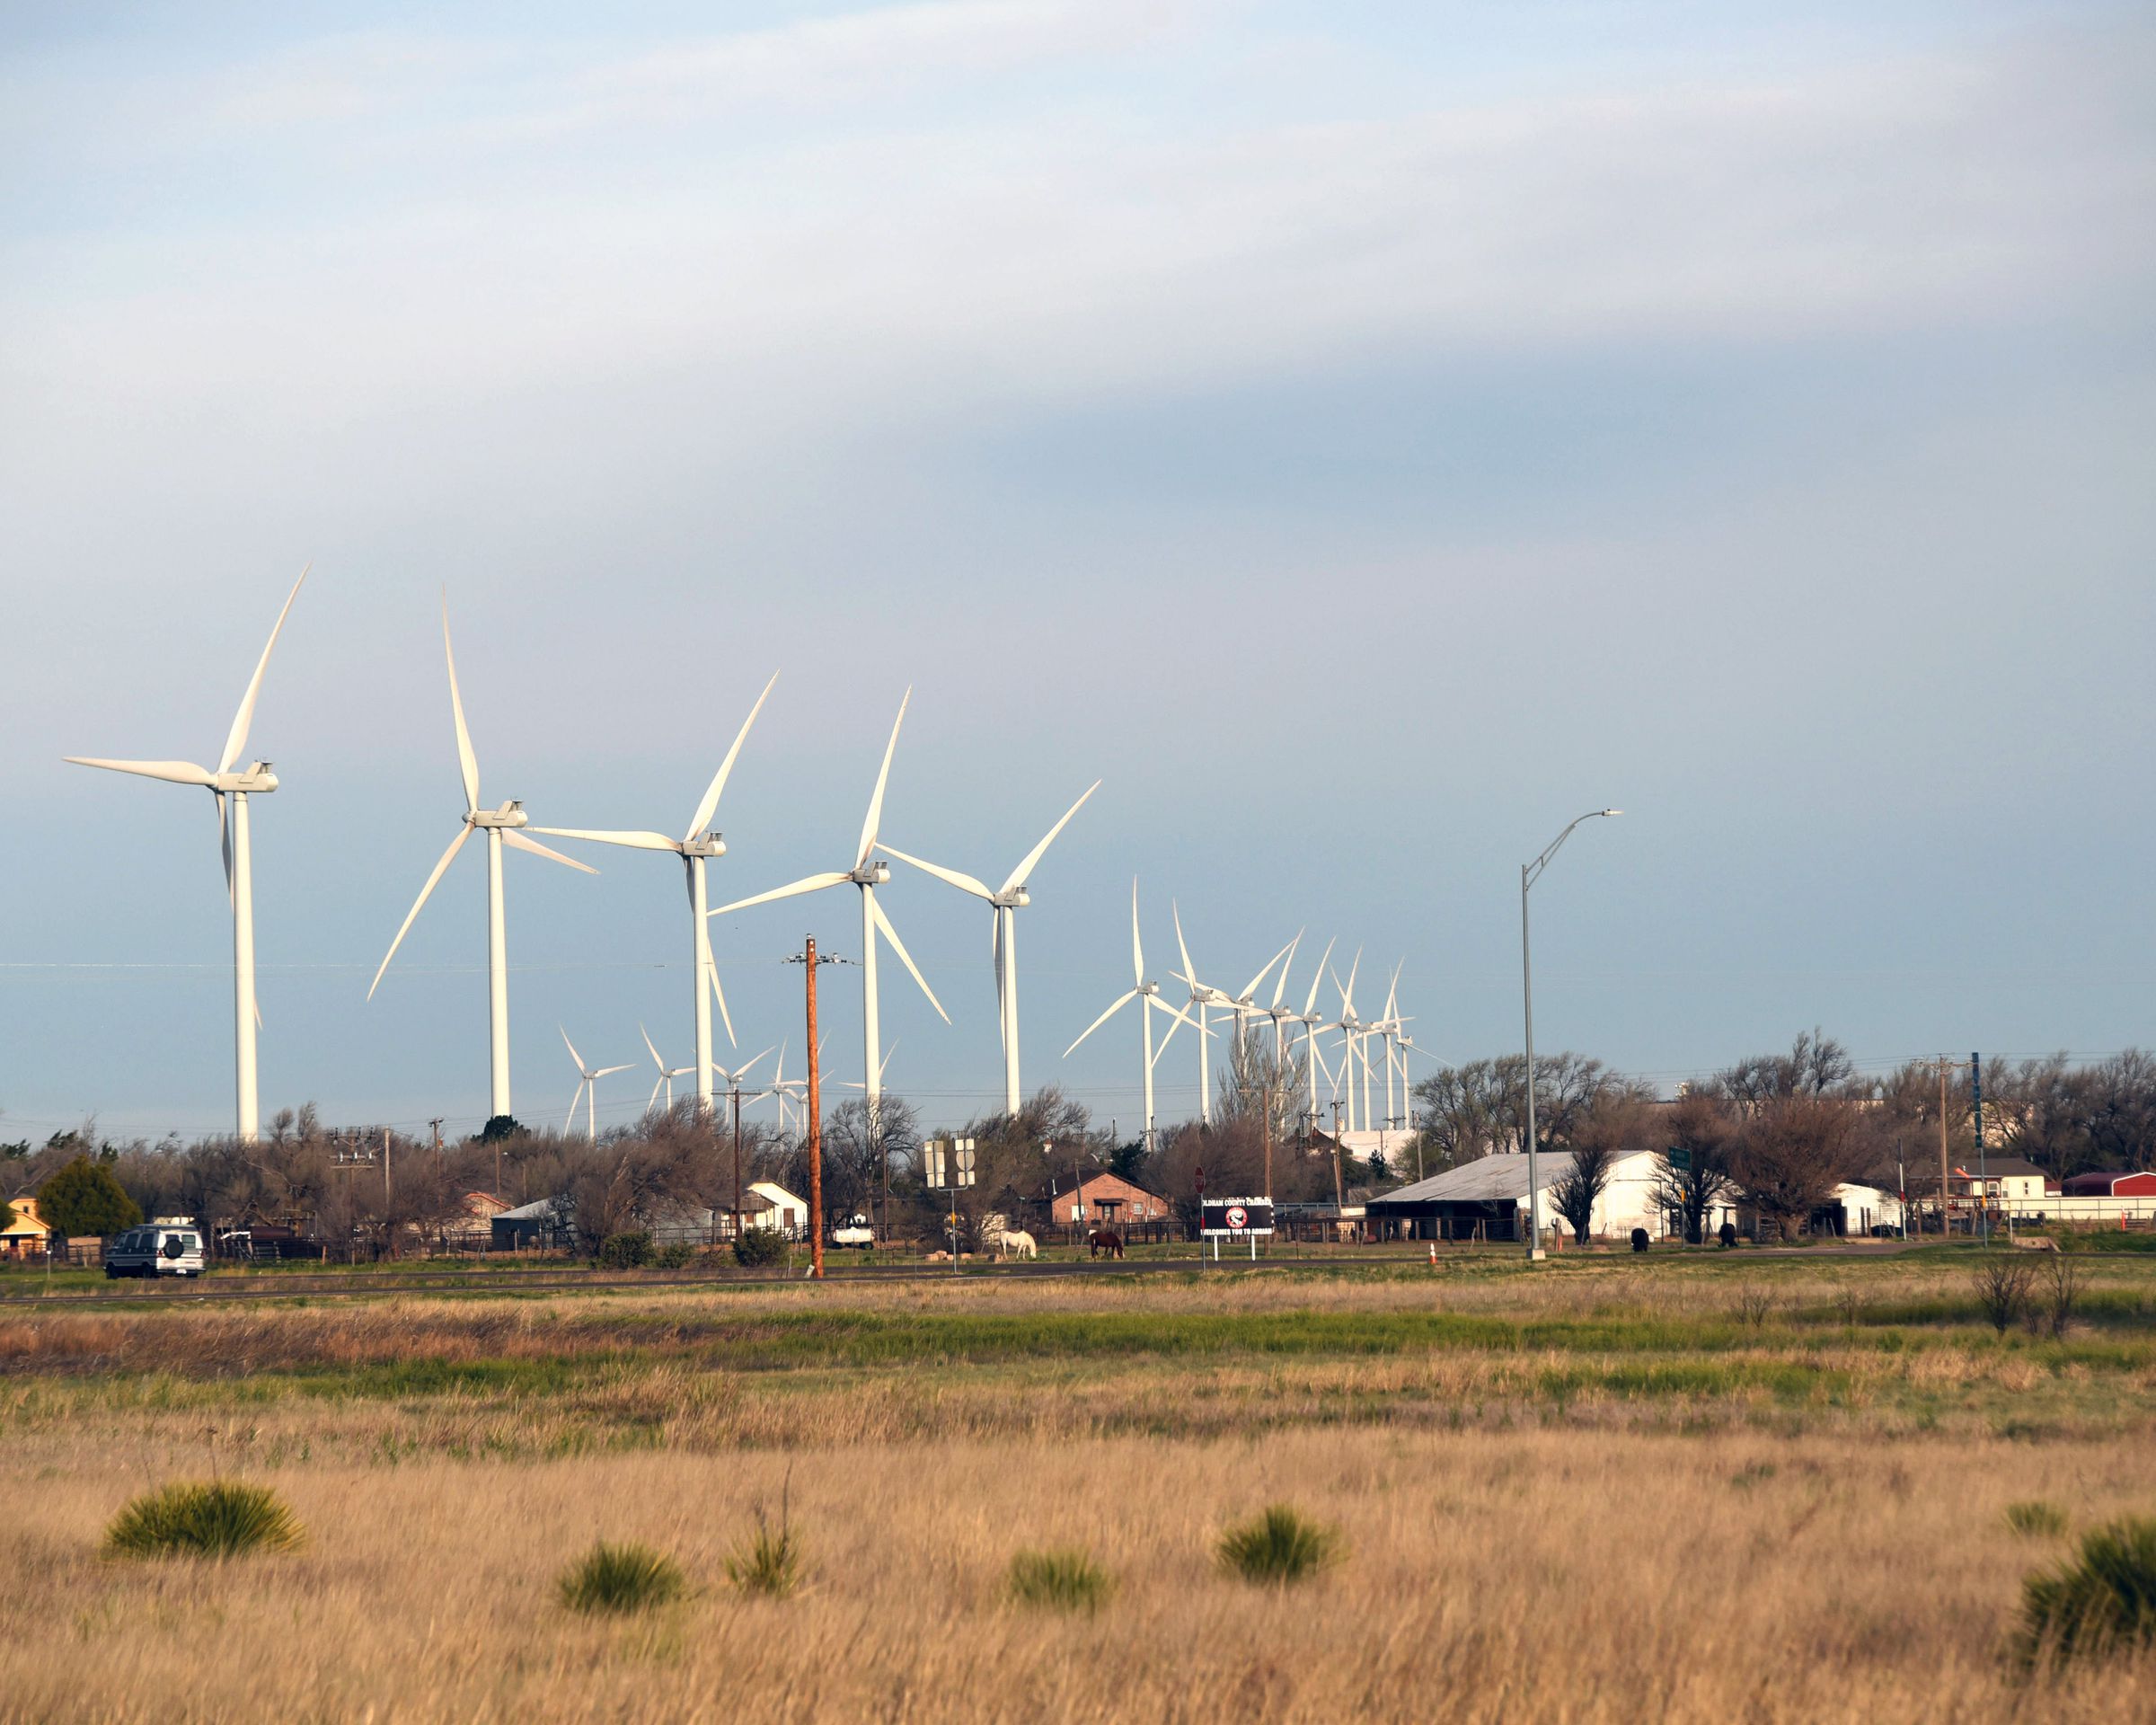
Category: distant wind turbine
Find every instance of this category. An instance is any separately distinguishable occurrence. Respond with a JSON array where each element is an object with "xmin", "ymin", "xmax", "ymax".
[
  {"xmin": 1063, "ymin": 880, "xmax": 1195, "ymax": 1152},
  {"xmin": 561, "ymin": 1028, "xmax": 633, "ymax": 1140},
  {"xmin": 367, "ymin": 596, "xmax": 596, "ymax": 1121},
  {"xmin": 882, "ymin": 778, "xmax": 1100, "ymax": 1116},
  {"xmin": 710, "ymin": 691, "xmax": 947, "ymax": 1125},
  {"xmin": 531, "ymin": 672, "xmax": 777, "ymax": 1113},
  {"xmin": 65, "ymin": 566, "xmax": 308, "ymax": 1142},
  {"xmin": 639, "ymin": 1024, "xmax": 694, "ymax": 1116},
  {"xmin": 1150, "ymin": 903, "xmax": 1238, "ymax": 1125},
  {"xmin": 1292, "ymin": 938, "xmax": 1339, "ymax": 1128}
]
